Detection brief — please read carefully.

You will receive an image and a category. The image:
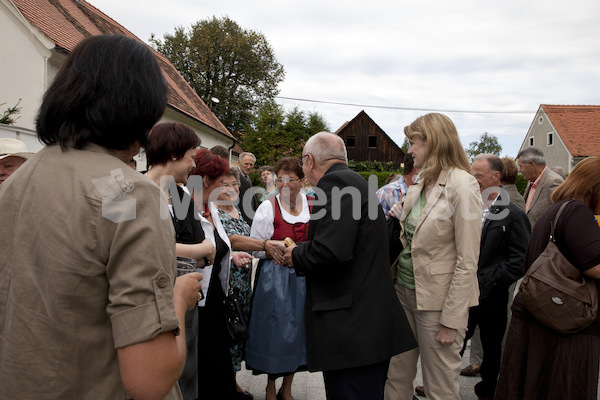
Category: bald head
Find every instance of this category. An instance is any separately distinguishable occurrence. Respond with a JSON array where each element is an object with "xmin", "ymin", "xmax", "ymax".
[{"xmin": 304, "ymin": 131, "xmax": 347, "ymax": 165}]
